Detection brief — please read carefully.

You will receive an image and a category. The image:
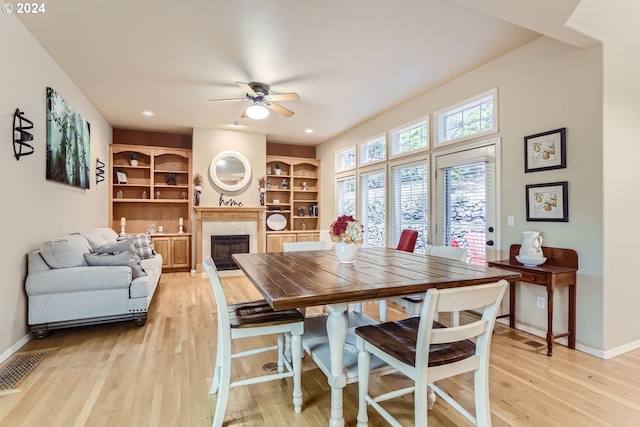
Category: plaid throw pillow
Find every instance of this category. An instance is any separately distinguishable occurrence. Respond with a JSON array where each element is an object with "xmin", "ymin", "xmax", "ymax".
[{"xmin": 117, "ymin": 232, "xmax": 156, "ymax": 259}]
